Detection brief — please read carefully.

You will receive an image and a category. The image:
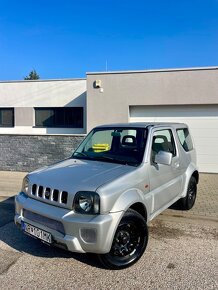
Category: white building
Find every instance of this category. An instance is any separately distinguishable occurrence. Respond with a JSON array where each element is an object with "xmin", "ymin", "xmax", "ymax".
[{"xmin": 0, "ymin": 67, "xmax": 218, "ymax": 173}]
